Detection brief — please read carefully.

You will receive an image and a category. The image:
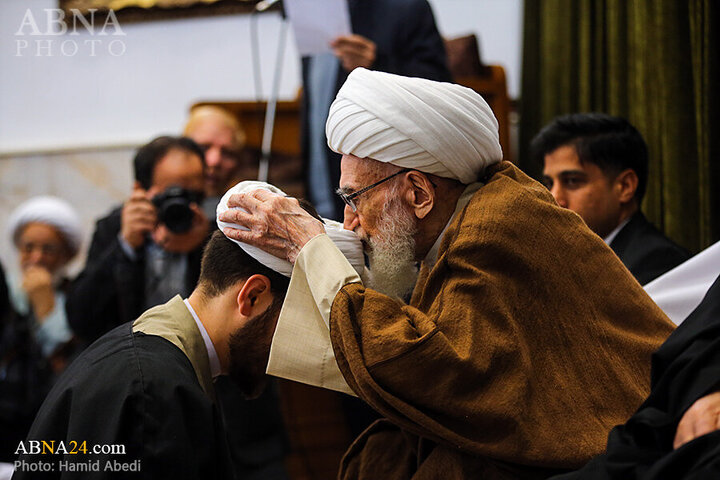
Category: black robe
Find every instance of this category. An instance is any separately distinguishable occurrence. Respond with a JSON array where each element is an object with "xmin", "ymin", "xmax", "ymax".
[
  {"xmin": 553, "ymin": 275, "xmax": 720, "ymax": 480},
  {"xmin": 14, "ymin": 310, "xmax": 234, "ymax": 479}
]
